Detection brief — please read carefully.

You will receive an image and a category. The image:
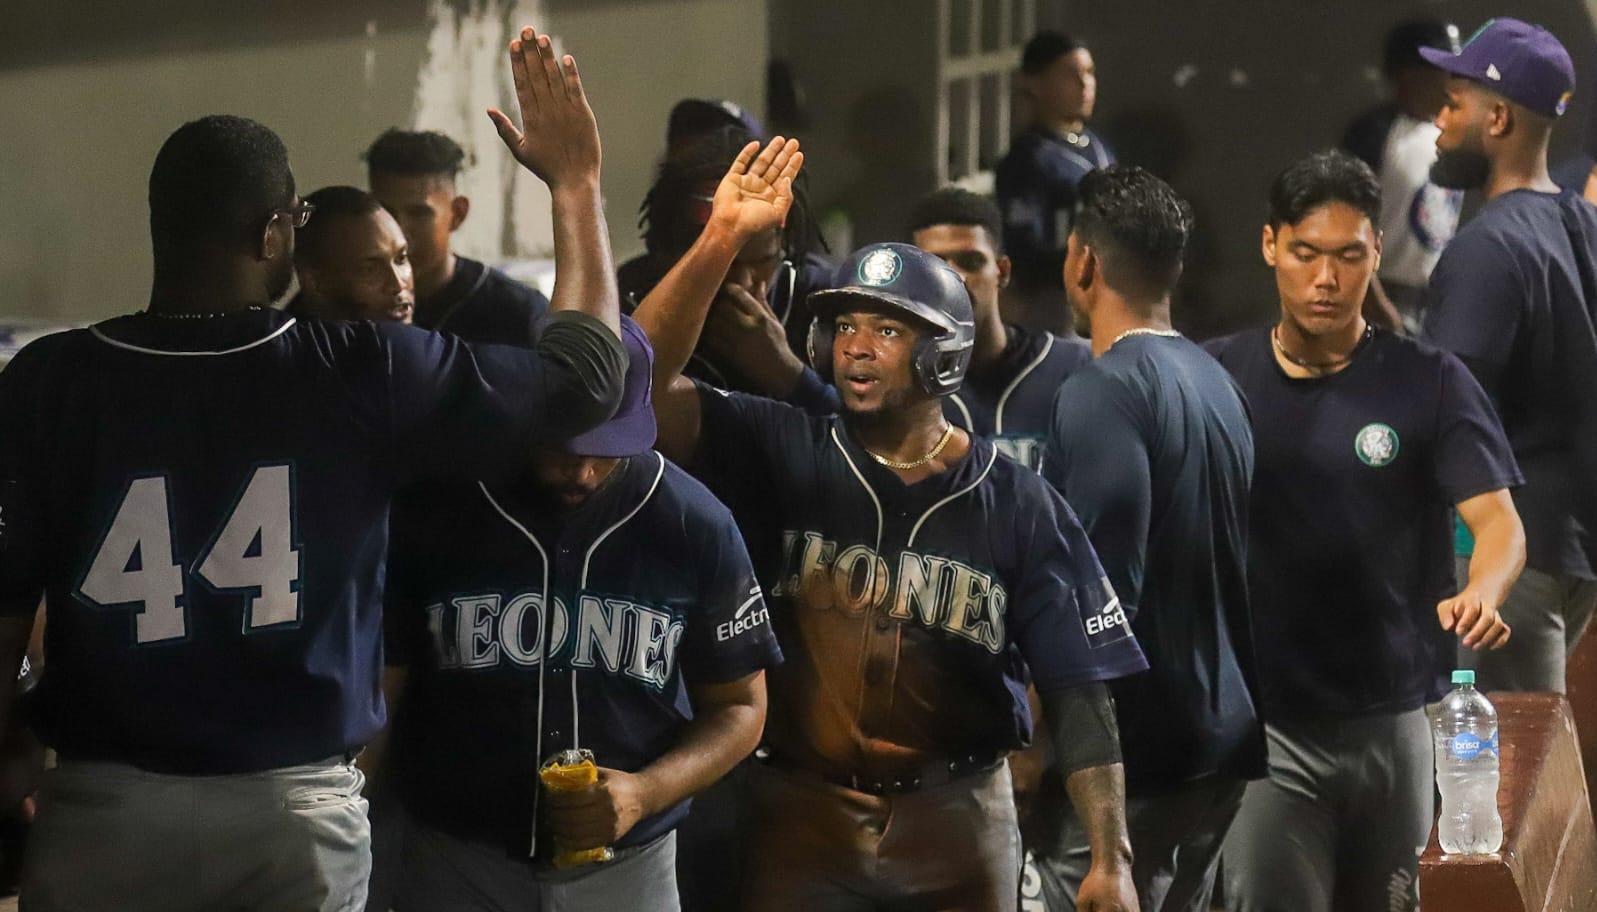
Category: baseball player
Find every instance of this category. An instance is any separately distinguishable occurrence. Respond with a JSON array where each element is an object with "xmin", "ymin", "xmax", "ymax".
[
  {"xmin": 1420, "ymin": 18, "xmax": 1597, "ymax": 694},
  {"xmin": 1037, "ymin": 166, "xmax": 1263, "ymax": 912},
  {"xmin": 633, "ymin": 137, "xmax": 1148, "ymax": 911},
  {"xmin": 1208, "ymin": 150, "xmax": 1523, "ymax": 912},
  {"xmin": 997, "ymin": 31, "xmax": 1114, "ymax": 330},
  {"xmin": 373, "ymin": 317, "xmax": 781, "ymax": 911},
  {"xmin": 289, "ymin": 185, "xmax": 416, "ymax": 324},
  {"xmin": 619, "ymin": 125, "xmax": 838, "ymax": 414},
  {"xmin": 366, "ymin": 128, "xmax": 549, "ymax": 346},
  {"xmin": 907, "ymin": 187, "xmax": 1092, "ymax": 472},
  {"xmin": 0, "ymin": 28, "xmax": 625, "ymax": 911}
]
